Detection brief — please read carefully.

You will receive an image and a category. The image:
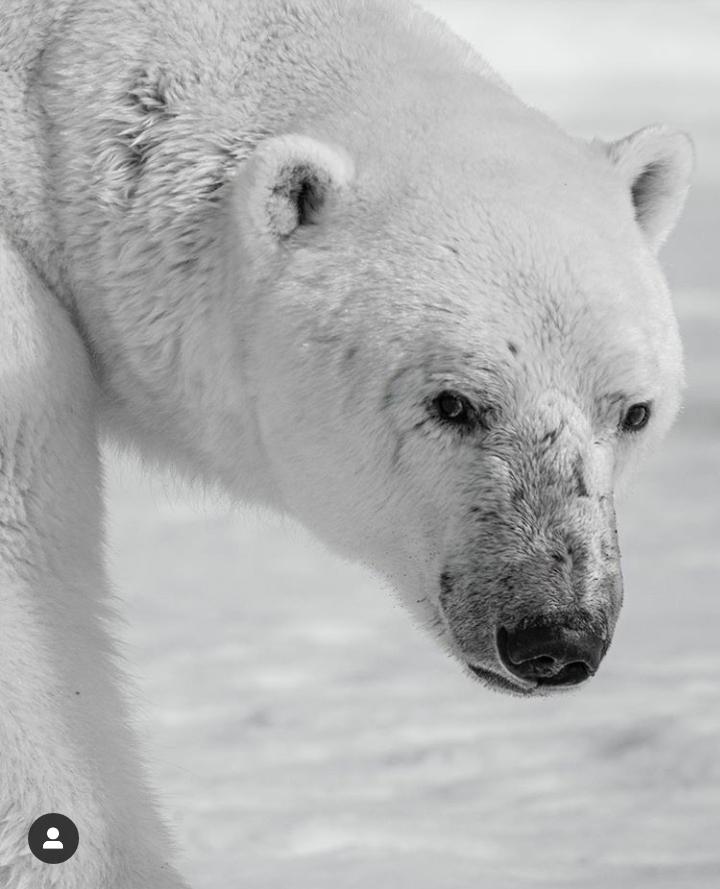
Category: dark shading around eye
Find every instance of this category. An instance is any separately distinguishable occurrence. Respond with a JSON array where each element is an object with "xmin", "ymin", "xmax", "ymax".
[
  {"xmin": 435, "ymin": 391, "xmax": 469, "ymax": 422},
  {"xmin": 431, "ymin": 390, "xmax": 484, "ymax": 432},
  {"xmin": 621, "ymin": 402, "xmax": 652, "ymax": 432}
]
